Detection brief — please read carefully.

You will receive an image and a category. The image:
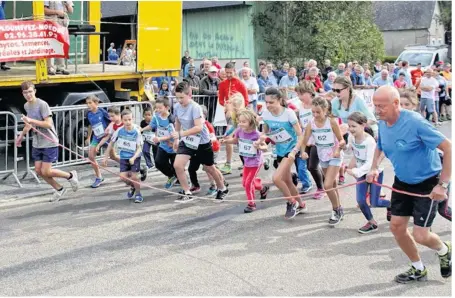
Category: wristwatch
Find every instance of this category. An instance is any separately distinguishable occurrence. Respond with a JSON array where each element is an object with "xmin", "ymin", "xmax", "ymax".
[{"xmin": 438, "ymin": 181, "xmax": 450, "ymax": 189}]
